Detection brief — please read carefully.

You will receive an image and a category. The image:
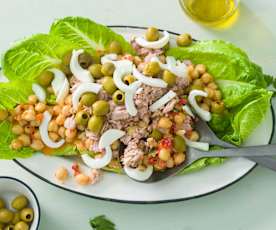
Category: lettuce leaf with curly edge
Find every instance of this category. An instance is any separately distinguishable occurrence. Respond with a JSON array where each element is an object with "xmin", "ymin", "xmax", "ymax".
[{"xmin": 50, "ymin": 16, "xmax": 135, "ymax": 55}]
